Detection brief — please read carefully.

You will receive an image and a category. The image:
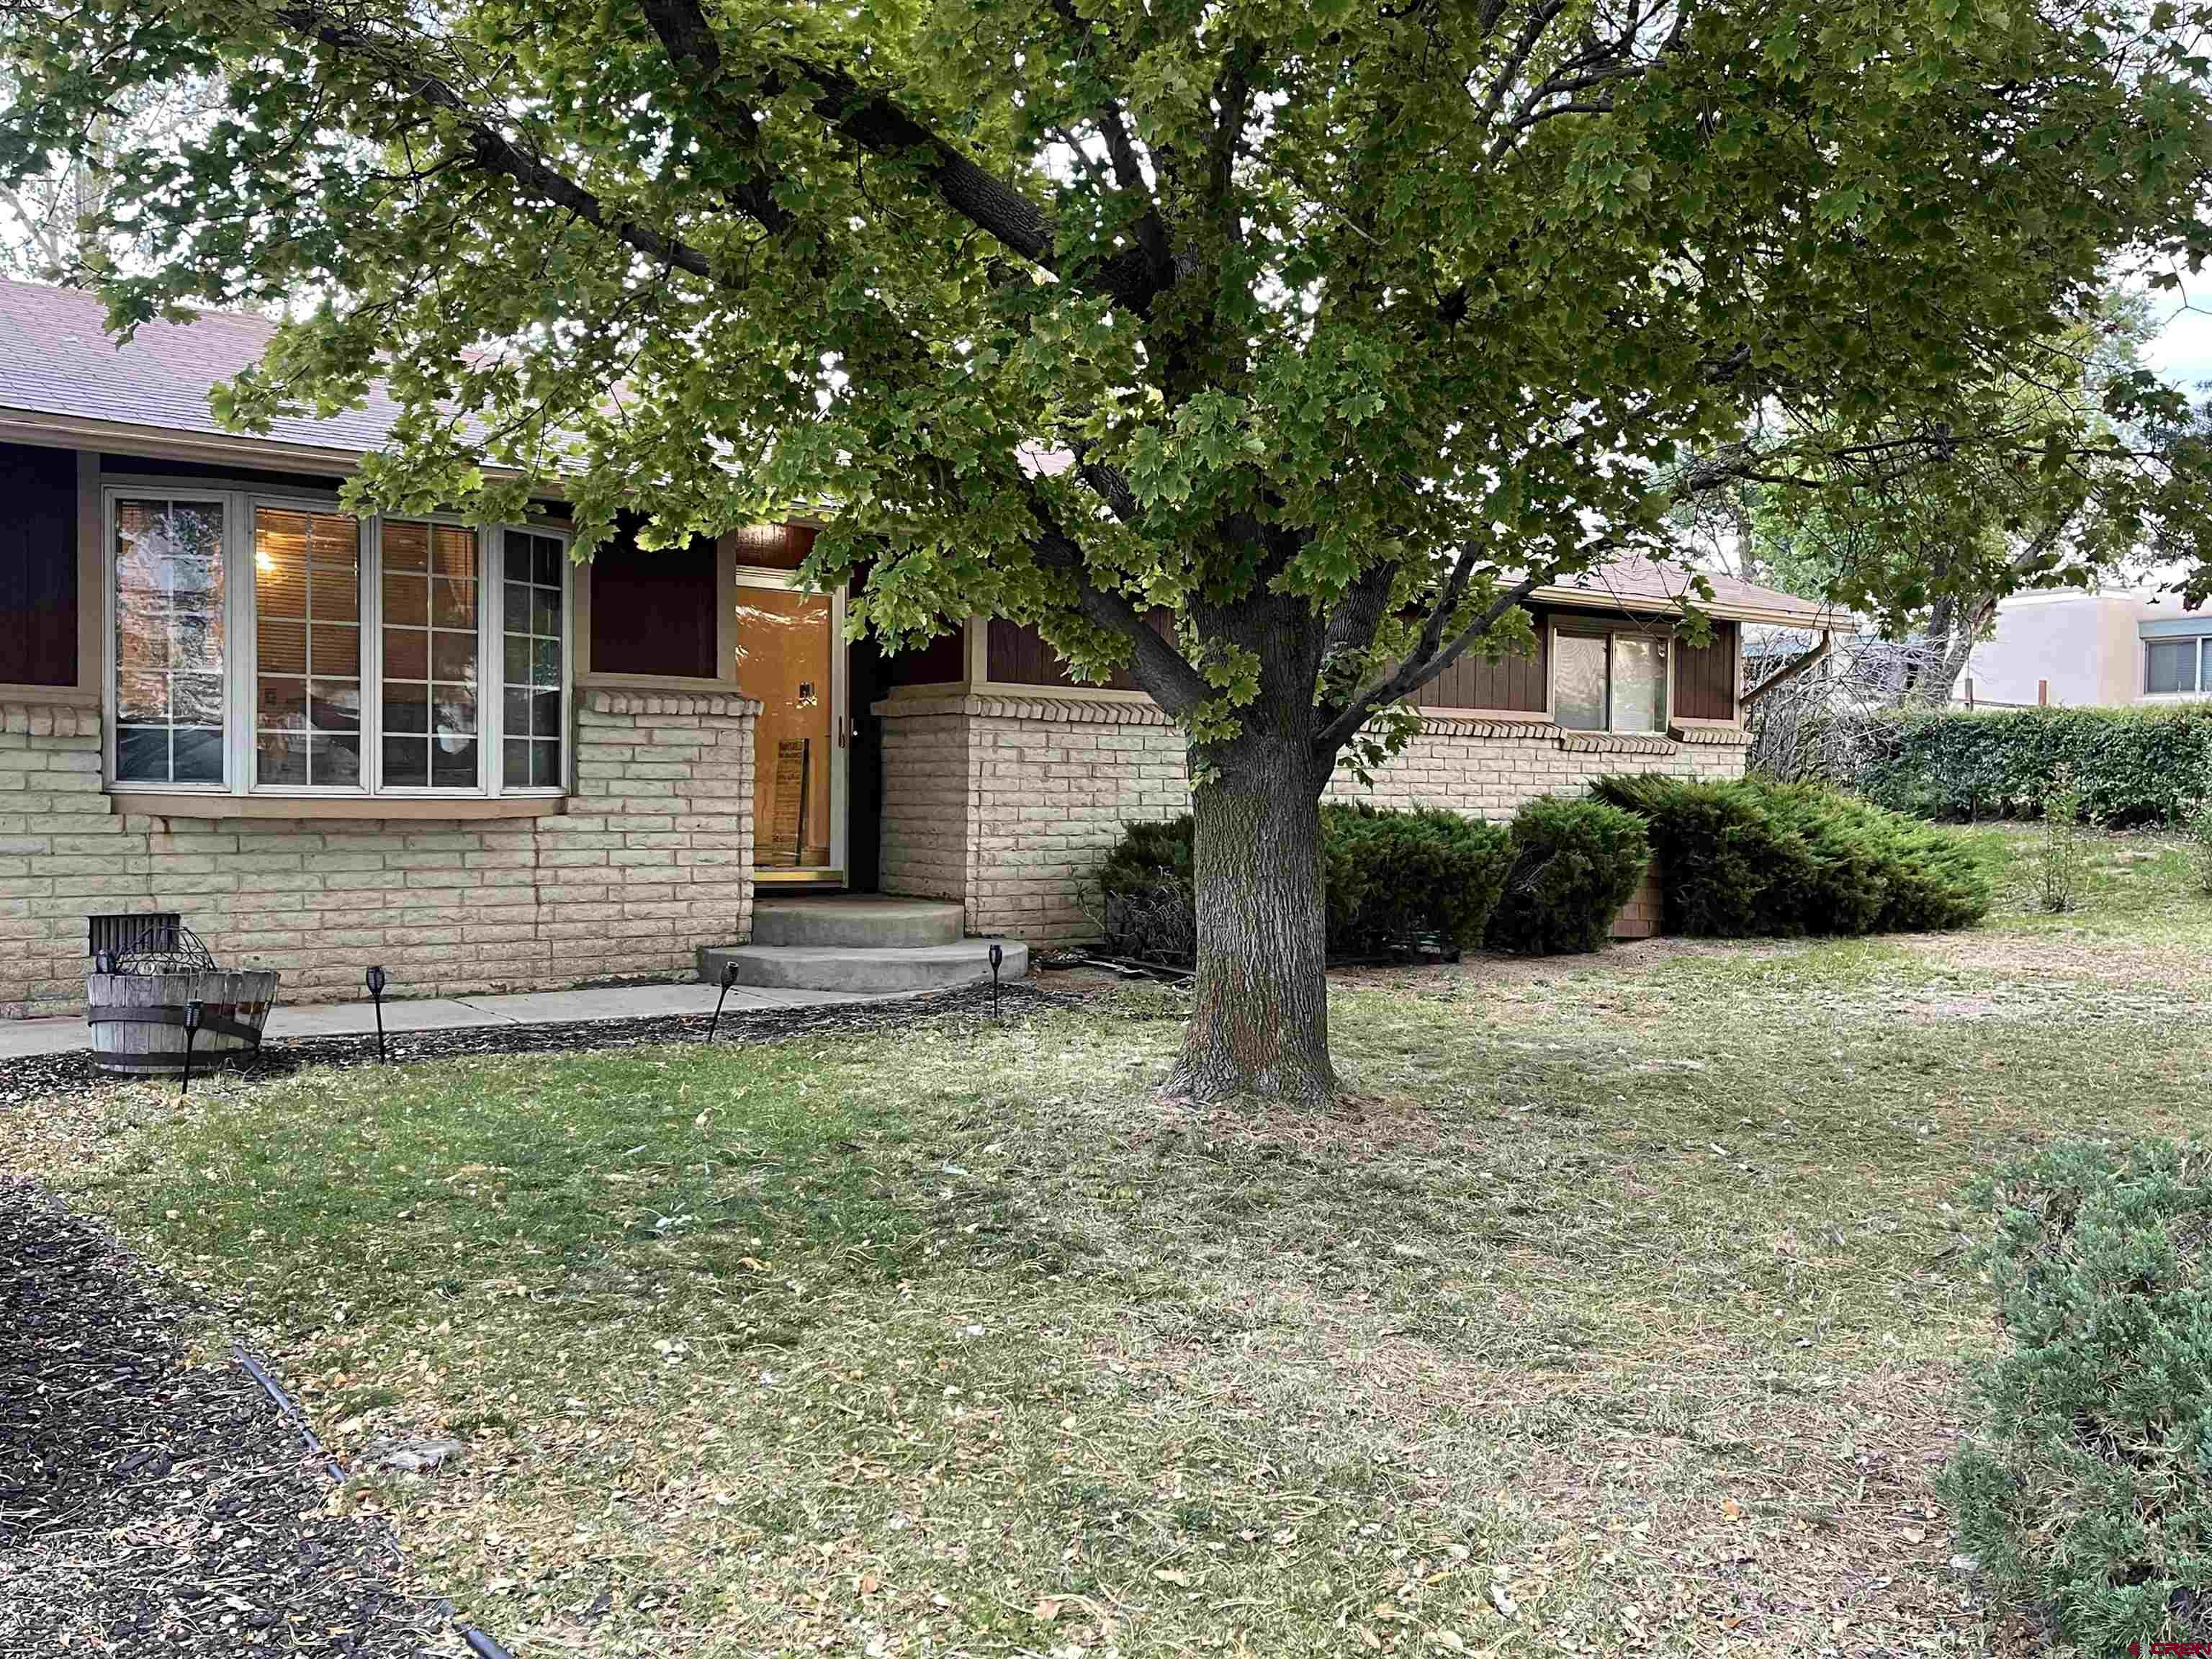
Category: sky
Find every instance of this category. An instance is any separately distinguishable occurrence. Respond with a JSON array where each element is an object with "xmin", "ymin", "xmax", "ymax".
[{"xmin": 2146, "ymin": 290, "xmax": 2212, "ymax": 392}]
